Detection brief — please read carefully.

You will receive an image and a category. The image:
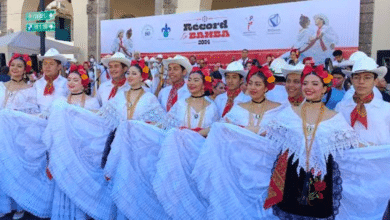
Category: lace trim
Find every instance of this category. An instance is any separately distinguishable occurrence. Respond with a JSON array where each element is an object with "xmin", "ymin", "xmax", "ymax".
[
  {"xmin": 137, "ymin": 105, "xmax": 166, "ymax": 126},
  {"xmin": 272, "ymin": 160, "xmax": 343, "ymax": 220},
  {"xmin": 97, "ymin": 101, "xmax": 122, "ymax": 129},
  {"xmin": 266, "ymin": 121, "xmax": 359, "ymax": 178}
]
